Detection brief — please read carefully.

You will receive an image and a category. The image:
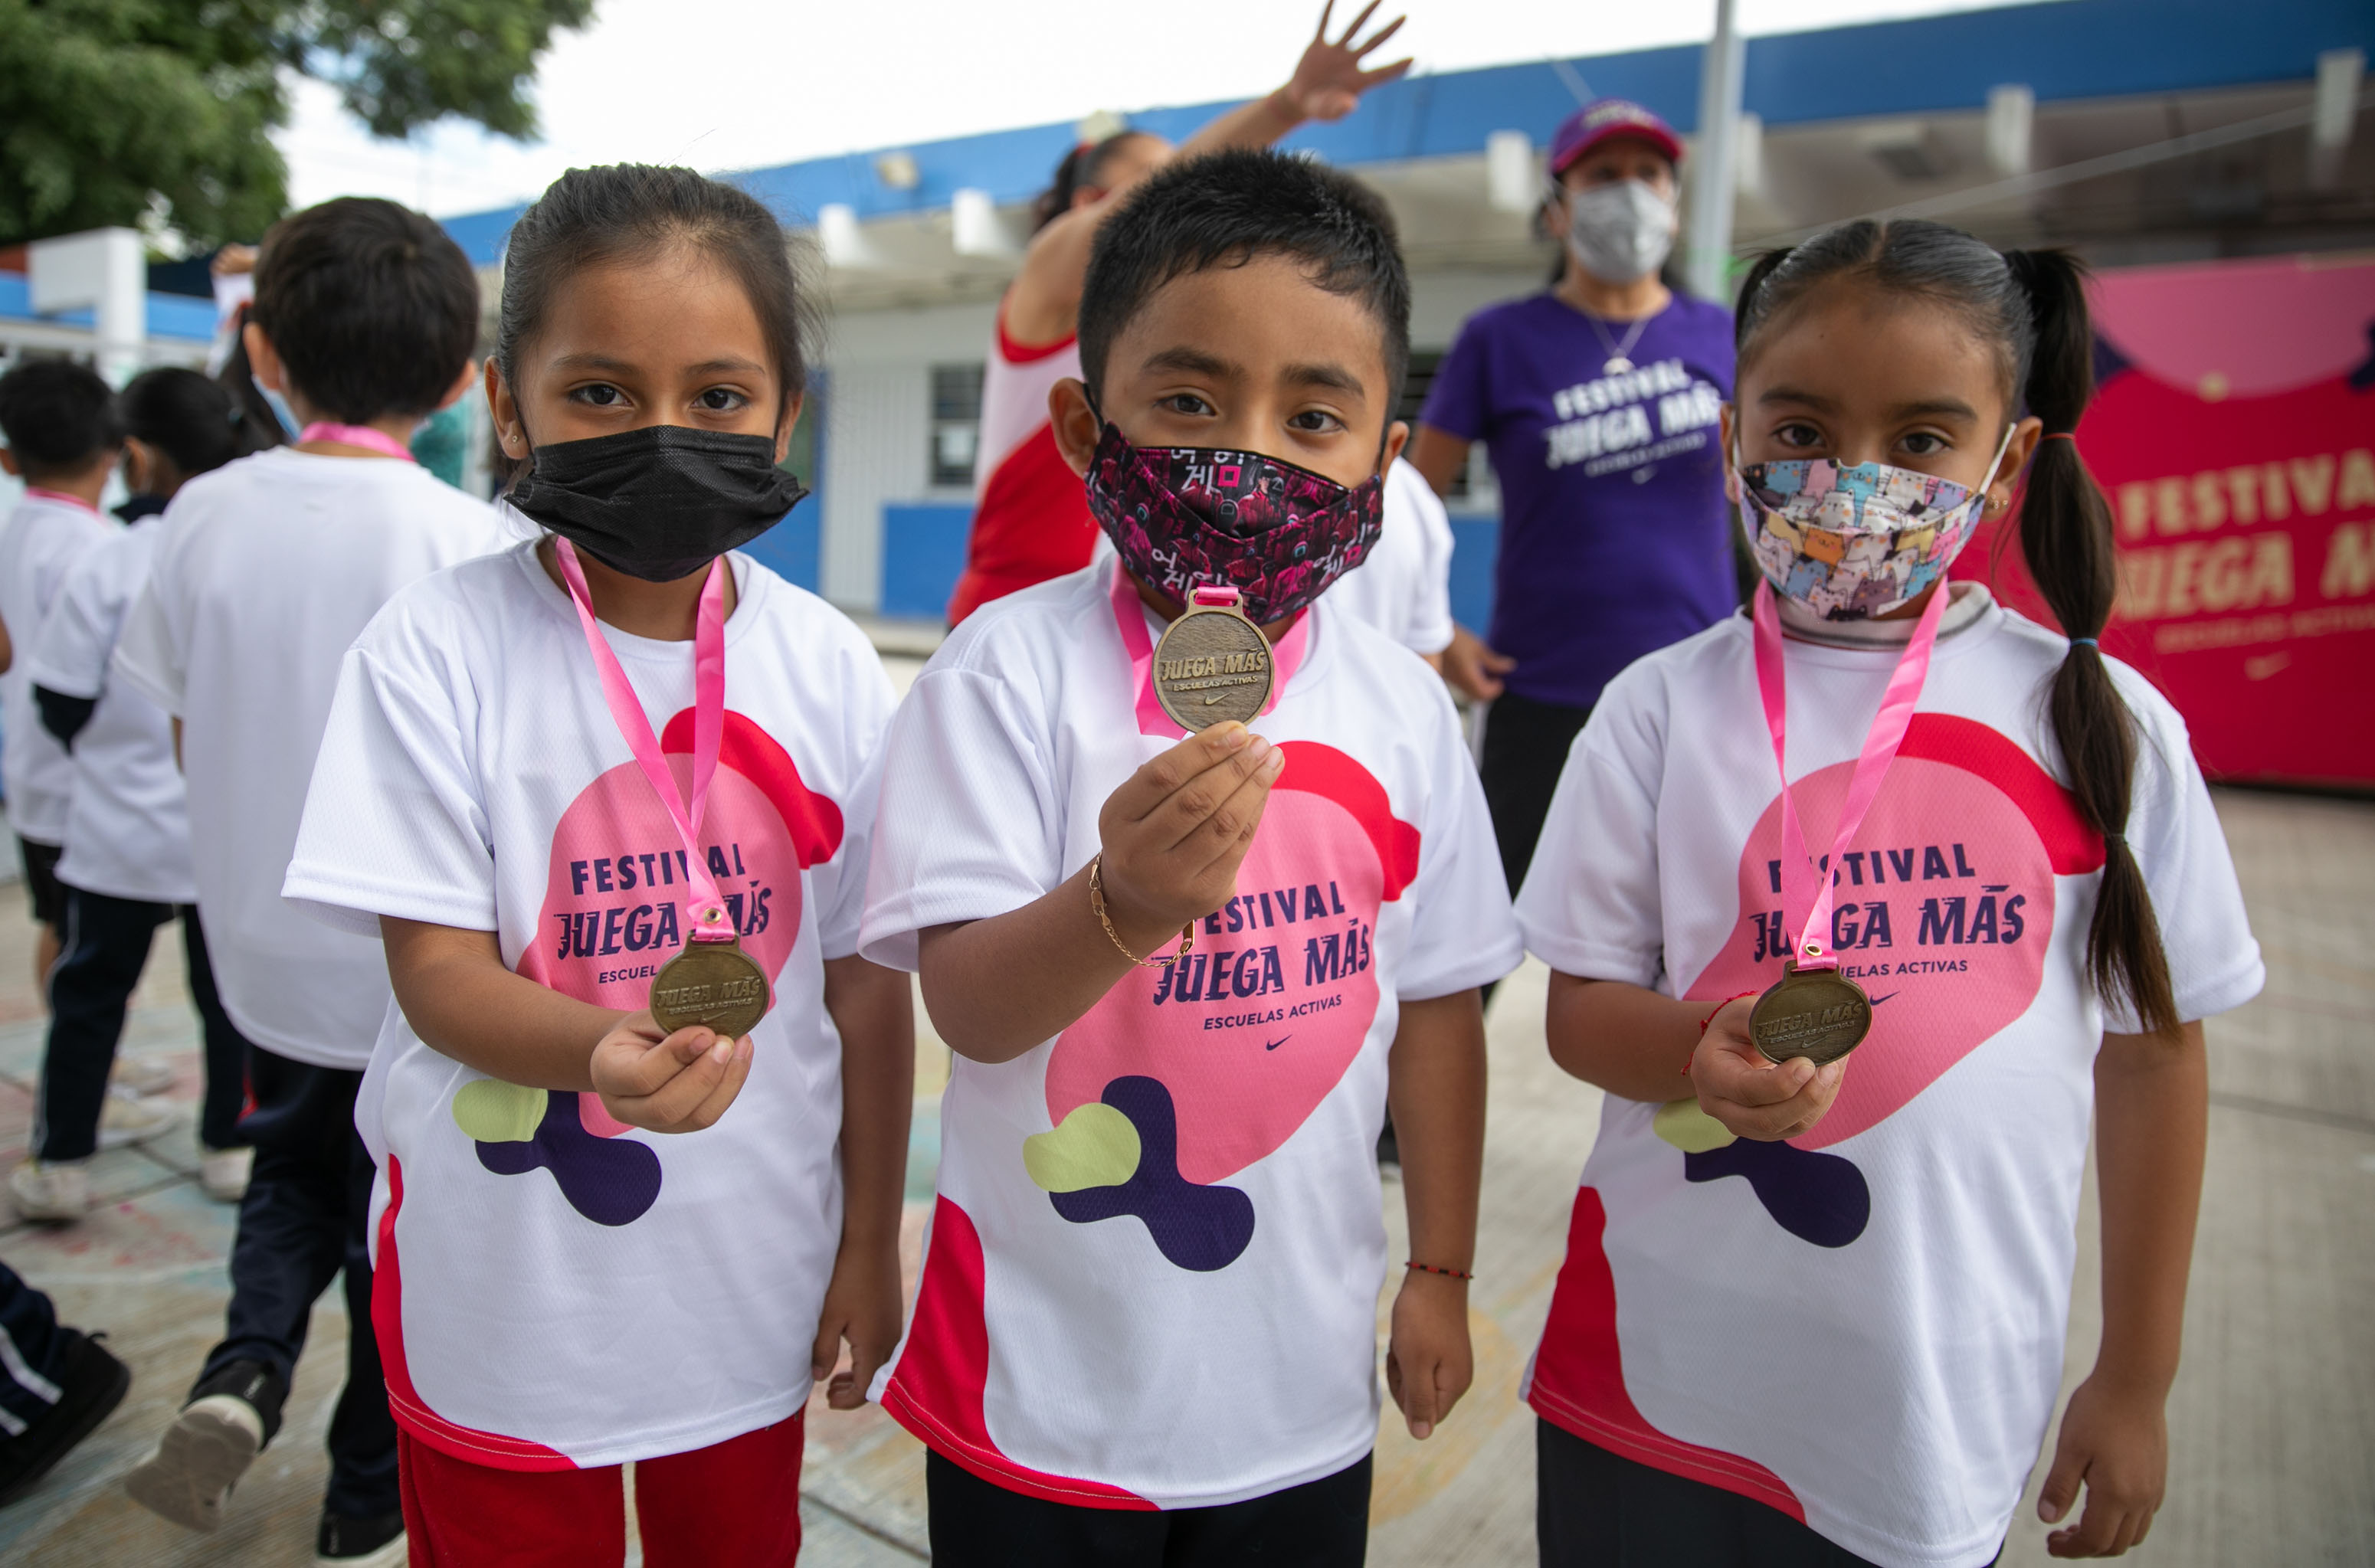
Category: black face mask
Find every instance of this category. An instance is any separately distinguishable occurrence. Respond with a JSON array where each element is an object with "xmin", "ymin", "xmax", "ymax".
[{"xmin": 507, "ymin": 425, "xmax": 809, "ymax": 583}]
